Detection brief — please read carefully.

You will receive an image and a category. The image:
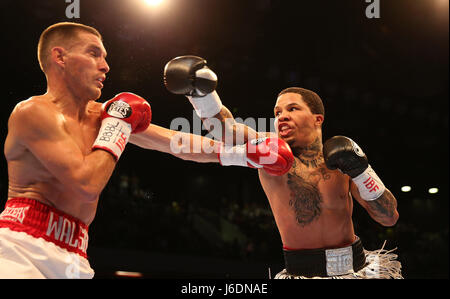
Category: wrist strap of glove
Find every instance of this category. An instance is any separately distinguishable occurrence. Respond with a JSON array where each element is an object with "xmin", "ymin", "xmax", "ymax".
[
  {"xmin": 92, "ymin": 118, "xmax": 132, "ymax": 160},
  {"xmin": 187, "ymin": 91, "xmax": 222, "ymax": 118},
  {"xmin": 218, "ymin": 144, "xmax": 262, "ymax": 168},
  {"xmin": 352, "ymin": 165, "xmax": 386, "ymax": 201}
]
